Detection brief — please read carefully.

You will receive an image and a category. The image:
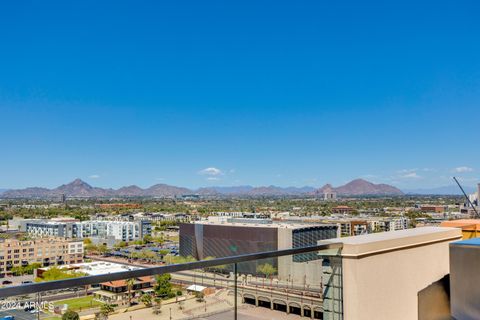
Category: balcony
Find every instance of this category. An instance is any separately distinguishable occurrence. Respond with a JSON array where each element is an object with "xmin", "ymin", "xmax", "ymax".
[
  {"xmin": 0, "ymin": 243, "xmax": 342, "ymax": 320},
  {"xmin": 0, "ymin": 227, "xmax": 466, "ymax": 320}
]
